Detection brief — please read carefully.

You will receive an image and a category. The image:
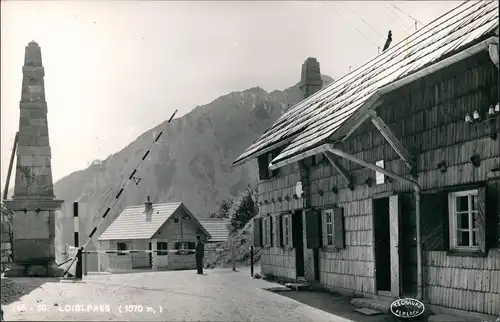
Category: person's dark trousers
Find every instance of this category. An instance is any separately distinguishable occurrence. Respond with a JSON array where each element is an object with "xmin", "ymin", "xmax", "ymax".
[{"xmin": 196, "ymin": 256, "xmax": 203, "ymax": 274}]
